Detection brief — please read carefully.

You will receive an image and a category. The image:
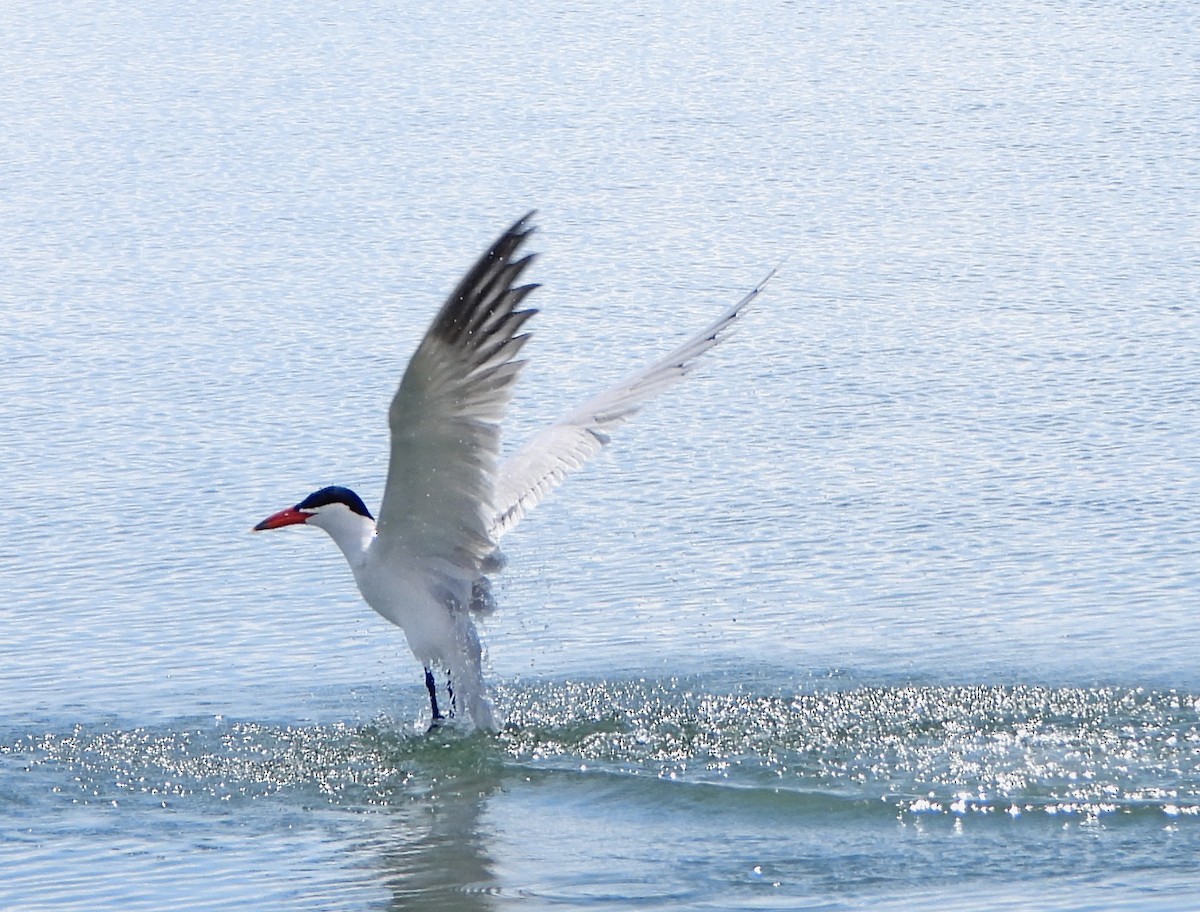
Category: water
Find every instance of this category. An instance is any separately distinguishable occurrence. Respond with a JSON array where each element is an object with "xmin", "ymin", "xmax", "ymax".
[
  {"xmin": 5, "ymin": 683, "xmax": 1200, "ymax": 909},
  {"xmin": 2, "ymin": 0, "xmax": 1197, "ymax": 908}
]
